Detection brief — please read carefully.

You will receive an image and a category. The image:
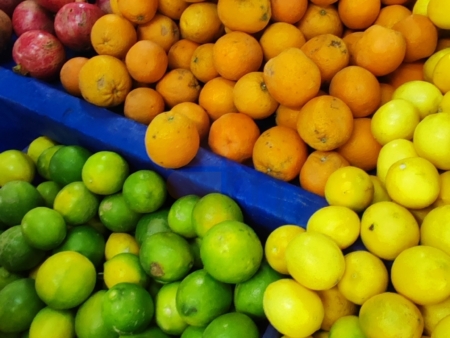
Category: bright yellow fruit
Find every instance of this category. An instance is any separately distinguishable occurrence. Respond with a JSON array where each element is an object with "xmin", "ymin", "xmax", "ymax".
[
  {"xmin": 428, "ymin": 0, "xmax": 450, "ymax": 29},
  {"xmin": 420, "ymin": 295, "xmax": 450, "ymax": 335},
  {"xmin": 439, "ymin": 91, "xmax": 450, "ymax": 112},
  {"xmin": 421, "ymin": 205, "xmax": 450, "ymax": 256},
  {"xmin": 369, "ymin": 175, "xmax": 391, "ymax": 204},
  {"xmin": 104, "ymin": 232, "xmax": 140, "ymax": 260},
  {"xmin": 432, "ymin": 314, "xmax": 450, "ymax": 338},
  {"xmin": 413, "ymin": 0, "xmax": 431, "ymax": 15},
  {"xmin": 433, "ymin": 53, "xmax": 450, "ymax": 93},
  {"xmin": 317, "ymin": 286, "xmax": 357, "ymax": 332},
  {"xmin": 423, "ymin": 48, "xmax": 450, "ymax": 83},
  {"xmin": 434, "ymin": 171, "xmax": 450, "ymax": 207}
]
